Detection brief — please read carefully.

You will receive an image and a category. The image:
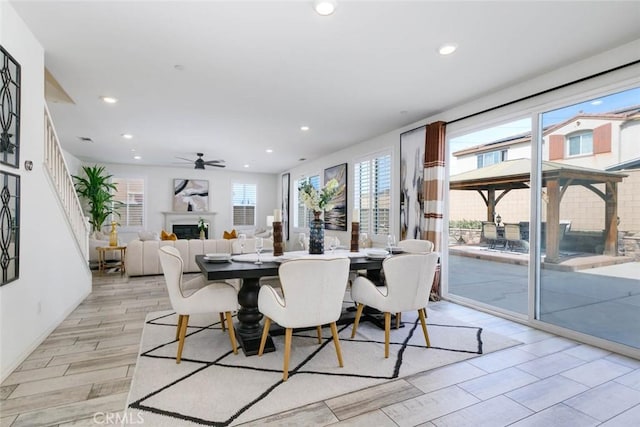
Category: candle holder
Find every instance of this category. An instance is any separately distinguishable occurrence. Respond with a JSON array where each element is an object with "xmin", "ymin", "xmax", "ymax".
[
  {"xmin": 350, "ymin": 222, "xmax": 359, "ymax": 252},
  {"xmin": 273, "ymin": 221, "xmax": 284, "ymax": 256}
]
